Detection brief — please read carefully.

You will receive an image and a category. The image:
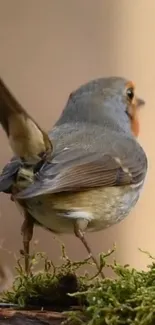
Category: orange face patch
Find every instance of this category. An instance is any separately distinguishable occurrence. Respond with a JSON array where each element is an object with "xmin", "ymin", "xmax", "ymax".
[
  {"xmin": 129, "ymin": 98, "xmax": 140, "ymax": 137},
  {"xmin": 125, "ymin": 81, "xmax": 135, "ymax": 90},
  {"xmin": 125, "ymin": 81, "xmax": 140, "ymax": 137},
  {"xmin": 130, "ymin": 113, "xmax": 140, "ymax": 137}
]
